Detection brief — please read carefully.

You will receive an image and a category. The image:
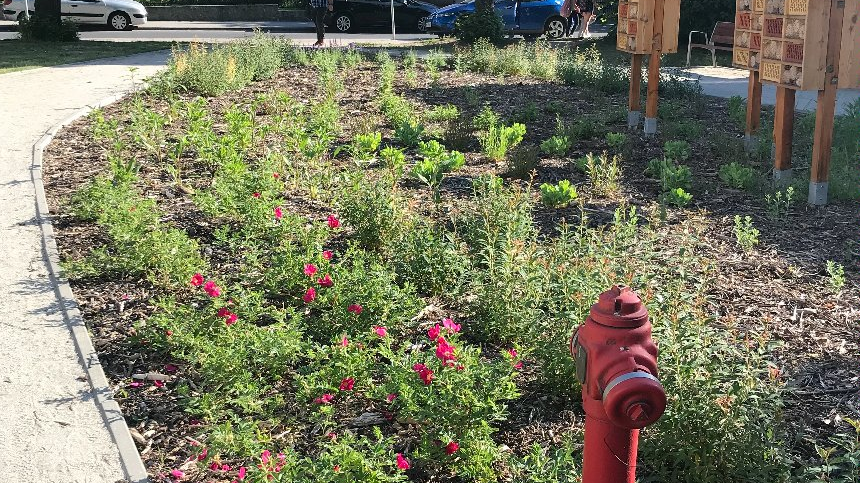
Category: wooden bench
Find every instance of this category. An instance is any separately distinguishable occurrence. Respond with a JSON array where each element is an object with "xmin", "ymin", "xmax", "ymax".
[{"xmin": 686, "ymin": 21, "xmax": 735, "ymax": 67}]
